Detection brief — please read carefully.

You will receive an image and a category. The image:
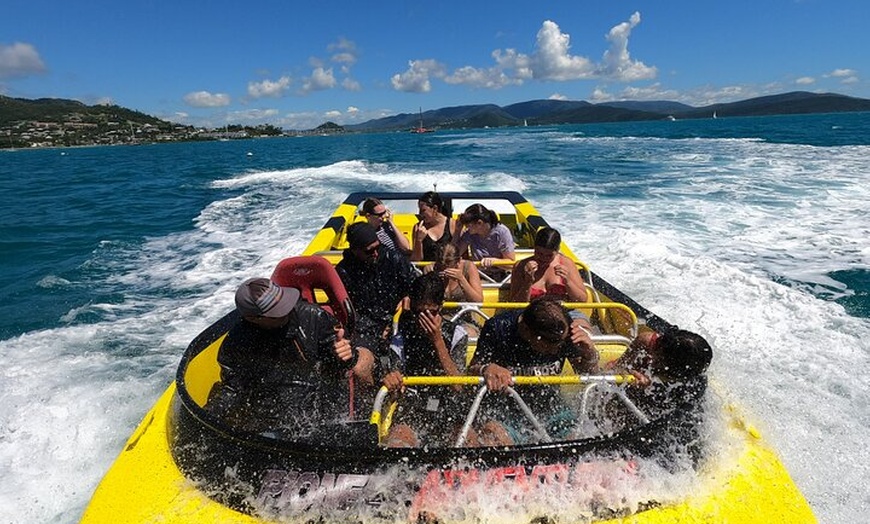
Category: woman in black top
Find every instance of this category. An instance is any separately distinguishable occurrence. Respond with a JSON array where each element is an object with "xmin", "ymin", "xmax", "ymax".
[{"xmin": 411, "ymin": 191, "xmax": 460, "ymax": 261}]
